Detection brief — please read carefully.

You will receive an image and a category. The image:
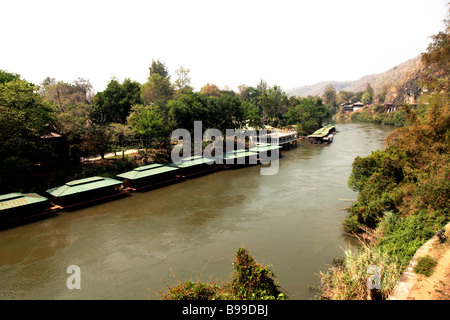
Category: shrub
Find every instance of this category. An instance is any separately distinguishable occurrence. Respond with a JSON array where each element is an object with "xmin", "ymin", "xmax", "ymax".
[
  {"xmin": 160, "ymin": 248, "xmax": 287, "ymax": 300},
  {"xmin": 414, "ymin": 256, "xmax": 437, "ymax": 277}
]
